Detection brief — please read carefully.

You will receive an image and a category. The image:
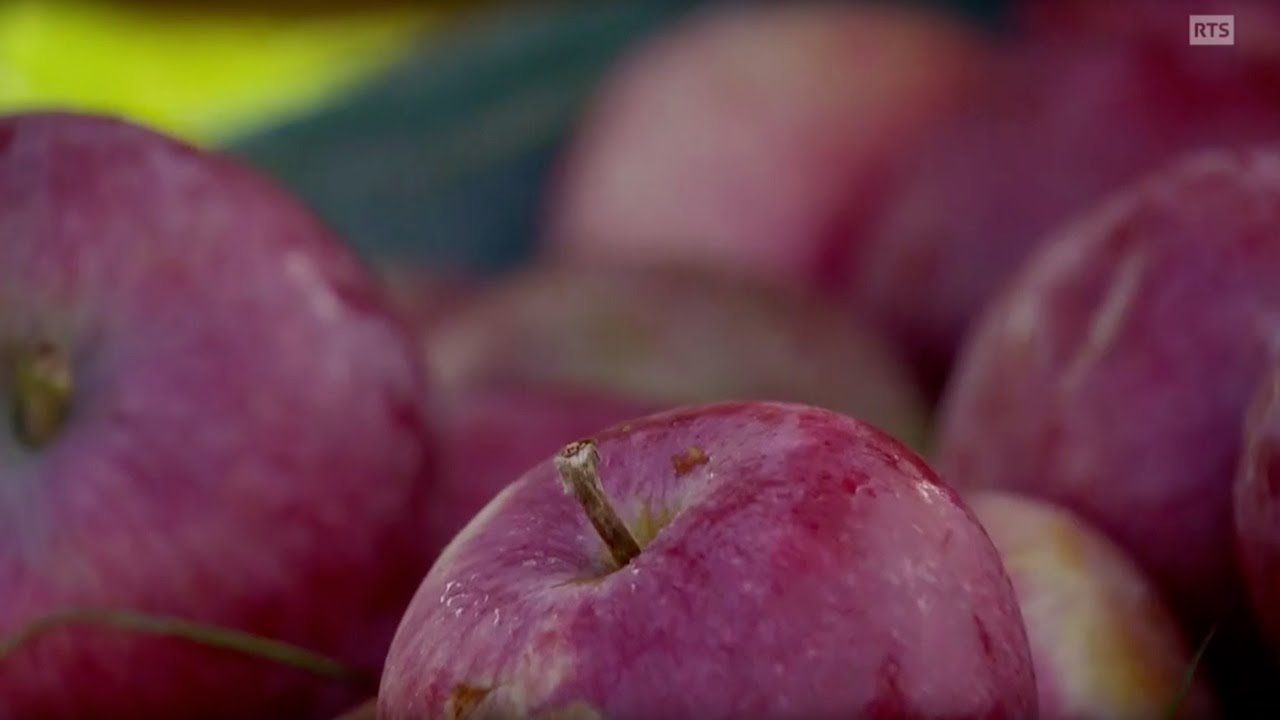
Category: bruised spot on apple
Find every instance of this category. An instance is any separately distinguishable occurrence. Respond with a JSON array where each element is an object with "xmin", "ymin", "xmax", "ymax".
[
  {"xmin": 670, "ymin": 446, "xmax": 708, "ymax": 477},
  {"xmin": 446, "ymin": 683, "xmax": 491, "ymax": 719},
  {"xmin": 380, "ymin": 402, "xmax": 1036, "ymax": 719}
]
